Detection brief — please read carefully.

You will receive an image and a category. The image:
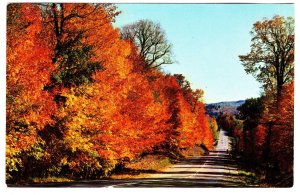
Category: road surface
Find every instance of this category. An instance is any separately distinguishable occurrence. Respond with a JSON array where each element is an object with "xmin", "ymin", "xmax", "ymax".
[
  {"xmin": 102, "ymin": 129, "xmax": 249, "ymax": 187},
  {"xmin": 10, "ymin": 129, "xmax": 255, "ymax": 187}
]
